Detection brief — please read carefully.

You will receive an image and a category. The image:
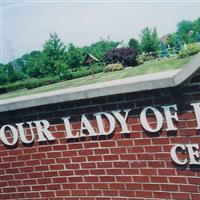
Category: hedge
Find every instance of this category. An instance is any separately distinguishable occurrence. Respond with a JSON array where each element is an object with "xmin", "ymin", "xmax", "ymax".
[{"xmin": 0, "ymin": 65, "xmax": 104, "ymax": 94}]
